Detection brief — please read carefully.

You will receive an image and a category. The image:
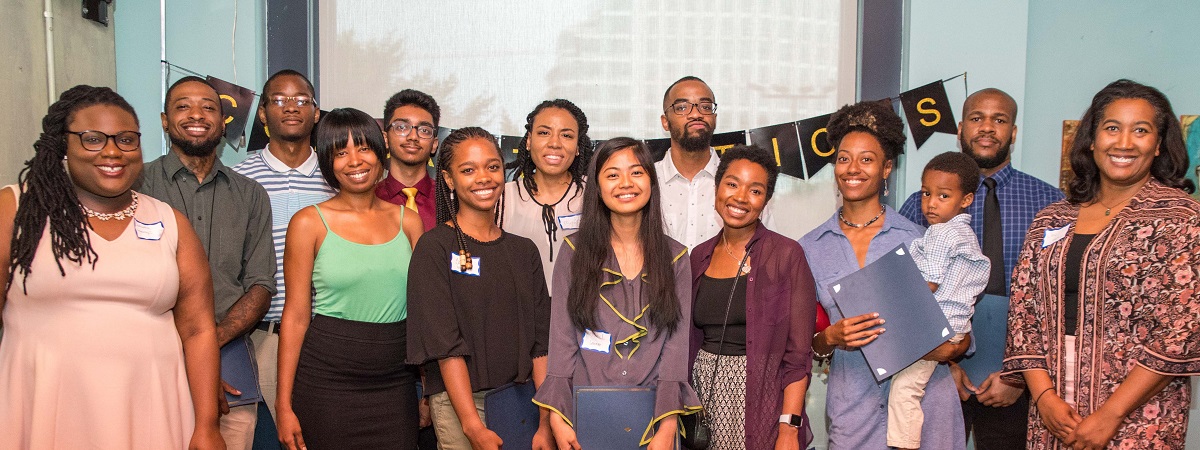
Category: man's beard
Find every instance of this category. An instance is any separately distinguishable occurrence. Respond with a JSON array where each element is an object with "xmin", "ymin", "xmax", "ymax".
[
  {"xmin": 961, "ymin": 135, "xmax": 1011, "ymax": 170},
  {"xmin": 171, "ymin": 134, "xmax": 222, "ymax": 157},
  {"xmin": 671, "ymin": 123, "xmax": 713, "ymax": 153}
]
